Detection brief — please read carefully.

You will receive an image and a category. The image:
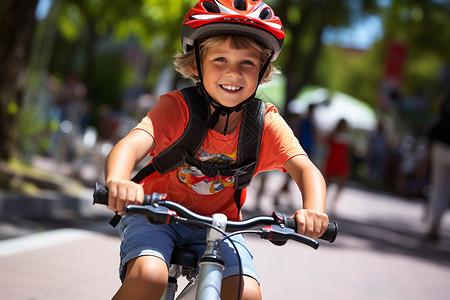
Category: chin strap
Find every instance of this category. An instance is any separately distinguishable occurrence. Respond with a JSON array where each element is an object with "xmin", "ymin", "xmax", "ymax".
[
  {"xmin": 197, "ymin": 82, "xmax": 254, "ymax": 134},
  {"xmin": 194, "ymin": 40, "xmax": 273, "ymax": 135}
]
